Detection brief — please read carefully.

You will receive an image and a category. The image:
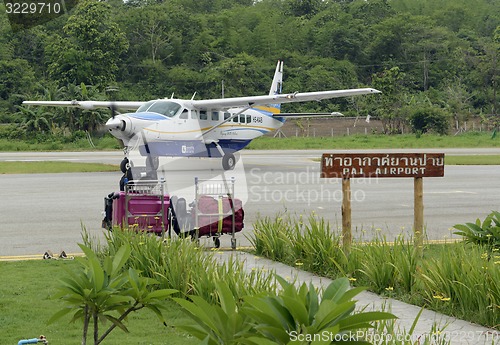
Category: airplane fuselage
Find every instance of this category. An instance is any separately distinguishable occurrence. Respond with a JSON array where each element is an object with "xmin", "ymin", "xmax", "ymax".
[{"xmin": 106, "ymin": 99, "xmax": 284, "ymax": 159}]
